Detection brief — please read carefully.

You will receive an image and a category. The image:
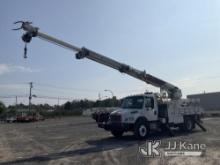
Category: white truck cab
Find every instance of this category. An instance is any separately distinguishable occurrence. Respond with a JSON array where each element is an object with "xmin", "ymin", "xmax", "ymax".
[{"xmin": 113, "ymin": 93, "xmax": 158, "ymax": 123}]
